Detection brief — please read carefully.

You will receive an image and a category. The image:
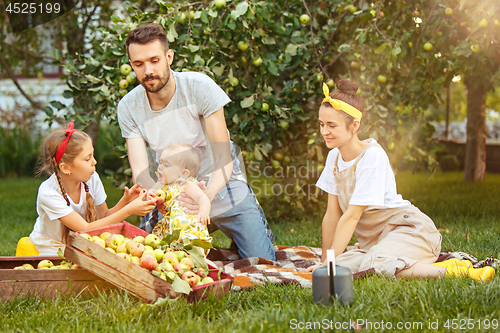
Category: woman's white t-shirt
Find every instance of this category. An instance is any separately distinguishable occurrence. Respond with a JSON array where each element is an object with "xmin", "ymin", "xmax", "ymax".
[
  {"xmin": 316, "ymin": 138, "xmax": 411, "ymax": 210},
  {"xmin": 29, "ymin": 172, "xmax": 107, "ymax": 256}
]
